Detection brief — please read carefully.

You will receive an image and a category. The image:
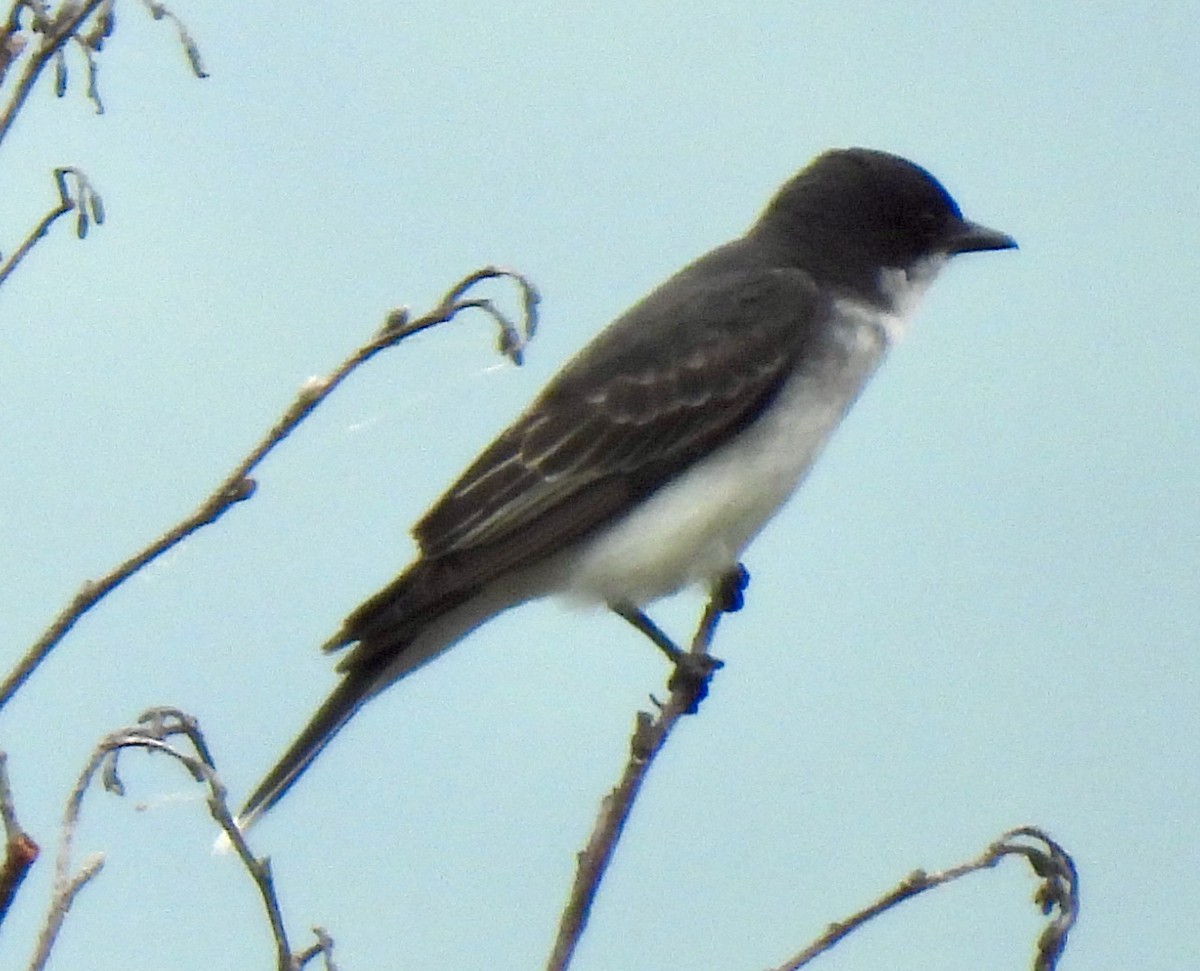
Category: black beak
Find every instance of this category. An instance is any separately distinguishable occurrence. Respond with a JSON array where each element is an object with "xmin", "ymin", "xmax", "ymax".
[{"xmin": 946, "ymin": 219, "xmax": 1018, "ymax": 255}]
